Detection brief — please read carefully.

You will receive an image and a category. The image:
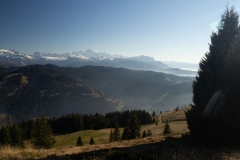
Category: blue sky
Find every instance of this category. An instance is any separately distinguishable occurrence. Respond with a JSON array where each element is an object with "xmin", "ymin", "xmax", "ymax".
[{"xmin": 1, "ymin": 0, "xmax": 240, "ymax": 63}]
